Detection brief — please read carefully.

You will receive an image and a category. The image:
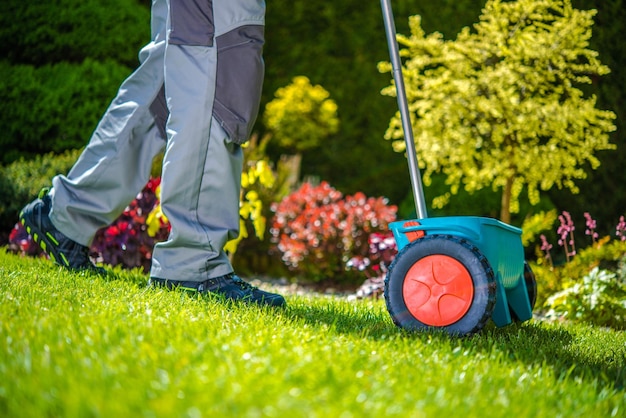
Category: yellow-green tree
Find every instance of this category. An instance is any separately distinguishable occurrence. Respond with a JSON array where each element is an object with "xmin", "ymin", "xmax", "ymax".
[
  {"xmin": 263, "ymin": 76, "xmax": 339, "ymax": 188},
  {"xmin": 264, "ymin": 75, "xmax": 339, "ymax": 153},
  {"xmin": 380, "ymin": 0, "xmax": 616, "ymax": 223}
]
